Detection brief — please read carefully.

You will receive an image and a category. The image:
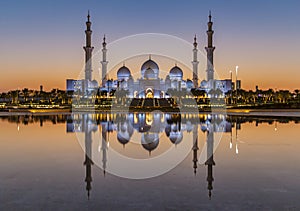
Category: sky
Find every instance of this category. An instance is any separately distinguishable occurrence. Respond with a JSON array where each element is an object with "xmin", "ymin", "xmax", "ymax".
[{"xmin": 0, "ymin": 0, "xmax": 300, "ymax": 92}]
